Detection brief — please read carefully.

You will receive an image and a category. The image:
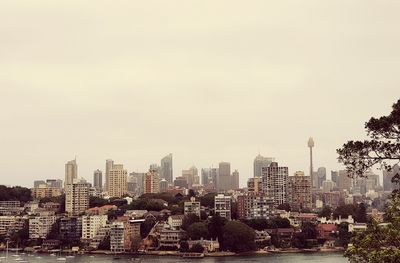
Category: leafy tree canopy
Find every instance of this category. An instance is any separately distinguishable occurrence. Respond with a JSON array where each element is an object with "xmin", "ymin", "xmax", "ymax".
[
  {"xmin": 222, "ymin": 221, "xmax": 256, "ymax": 253},
  {"xmin": 337, "ymin": 99, "xmax": 400, "ymax": 262}
]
